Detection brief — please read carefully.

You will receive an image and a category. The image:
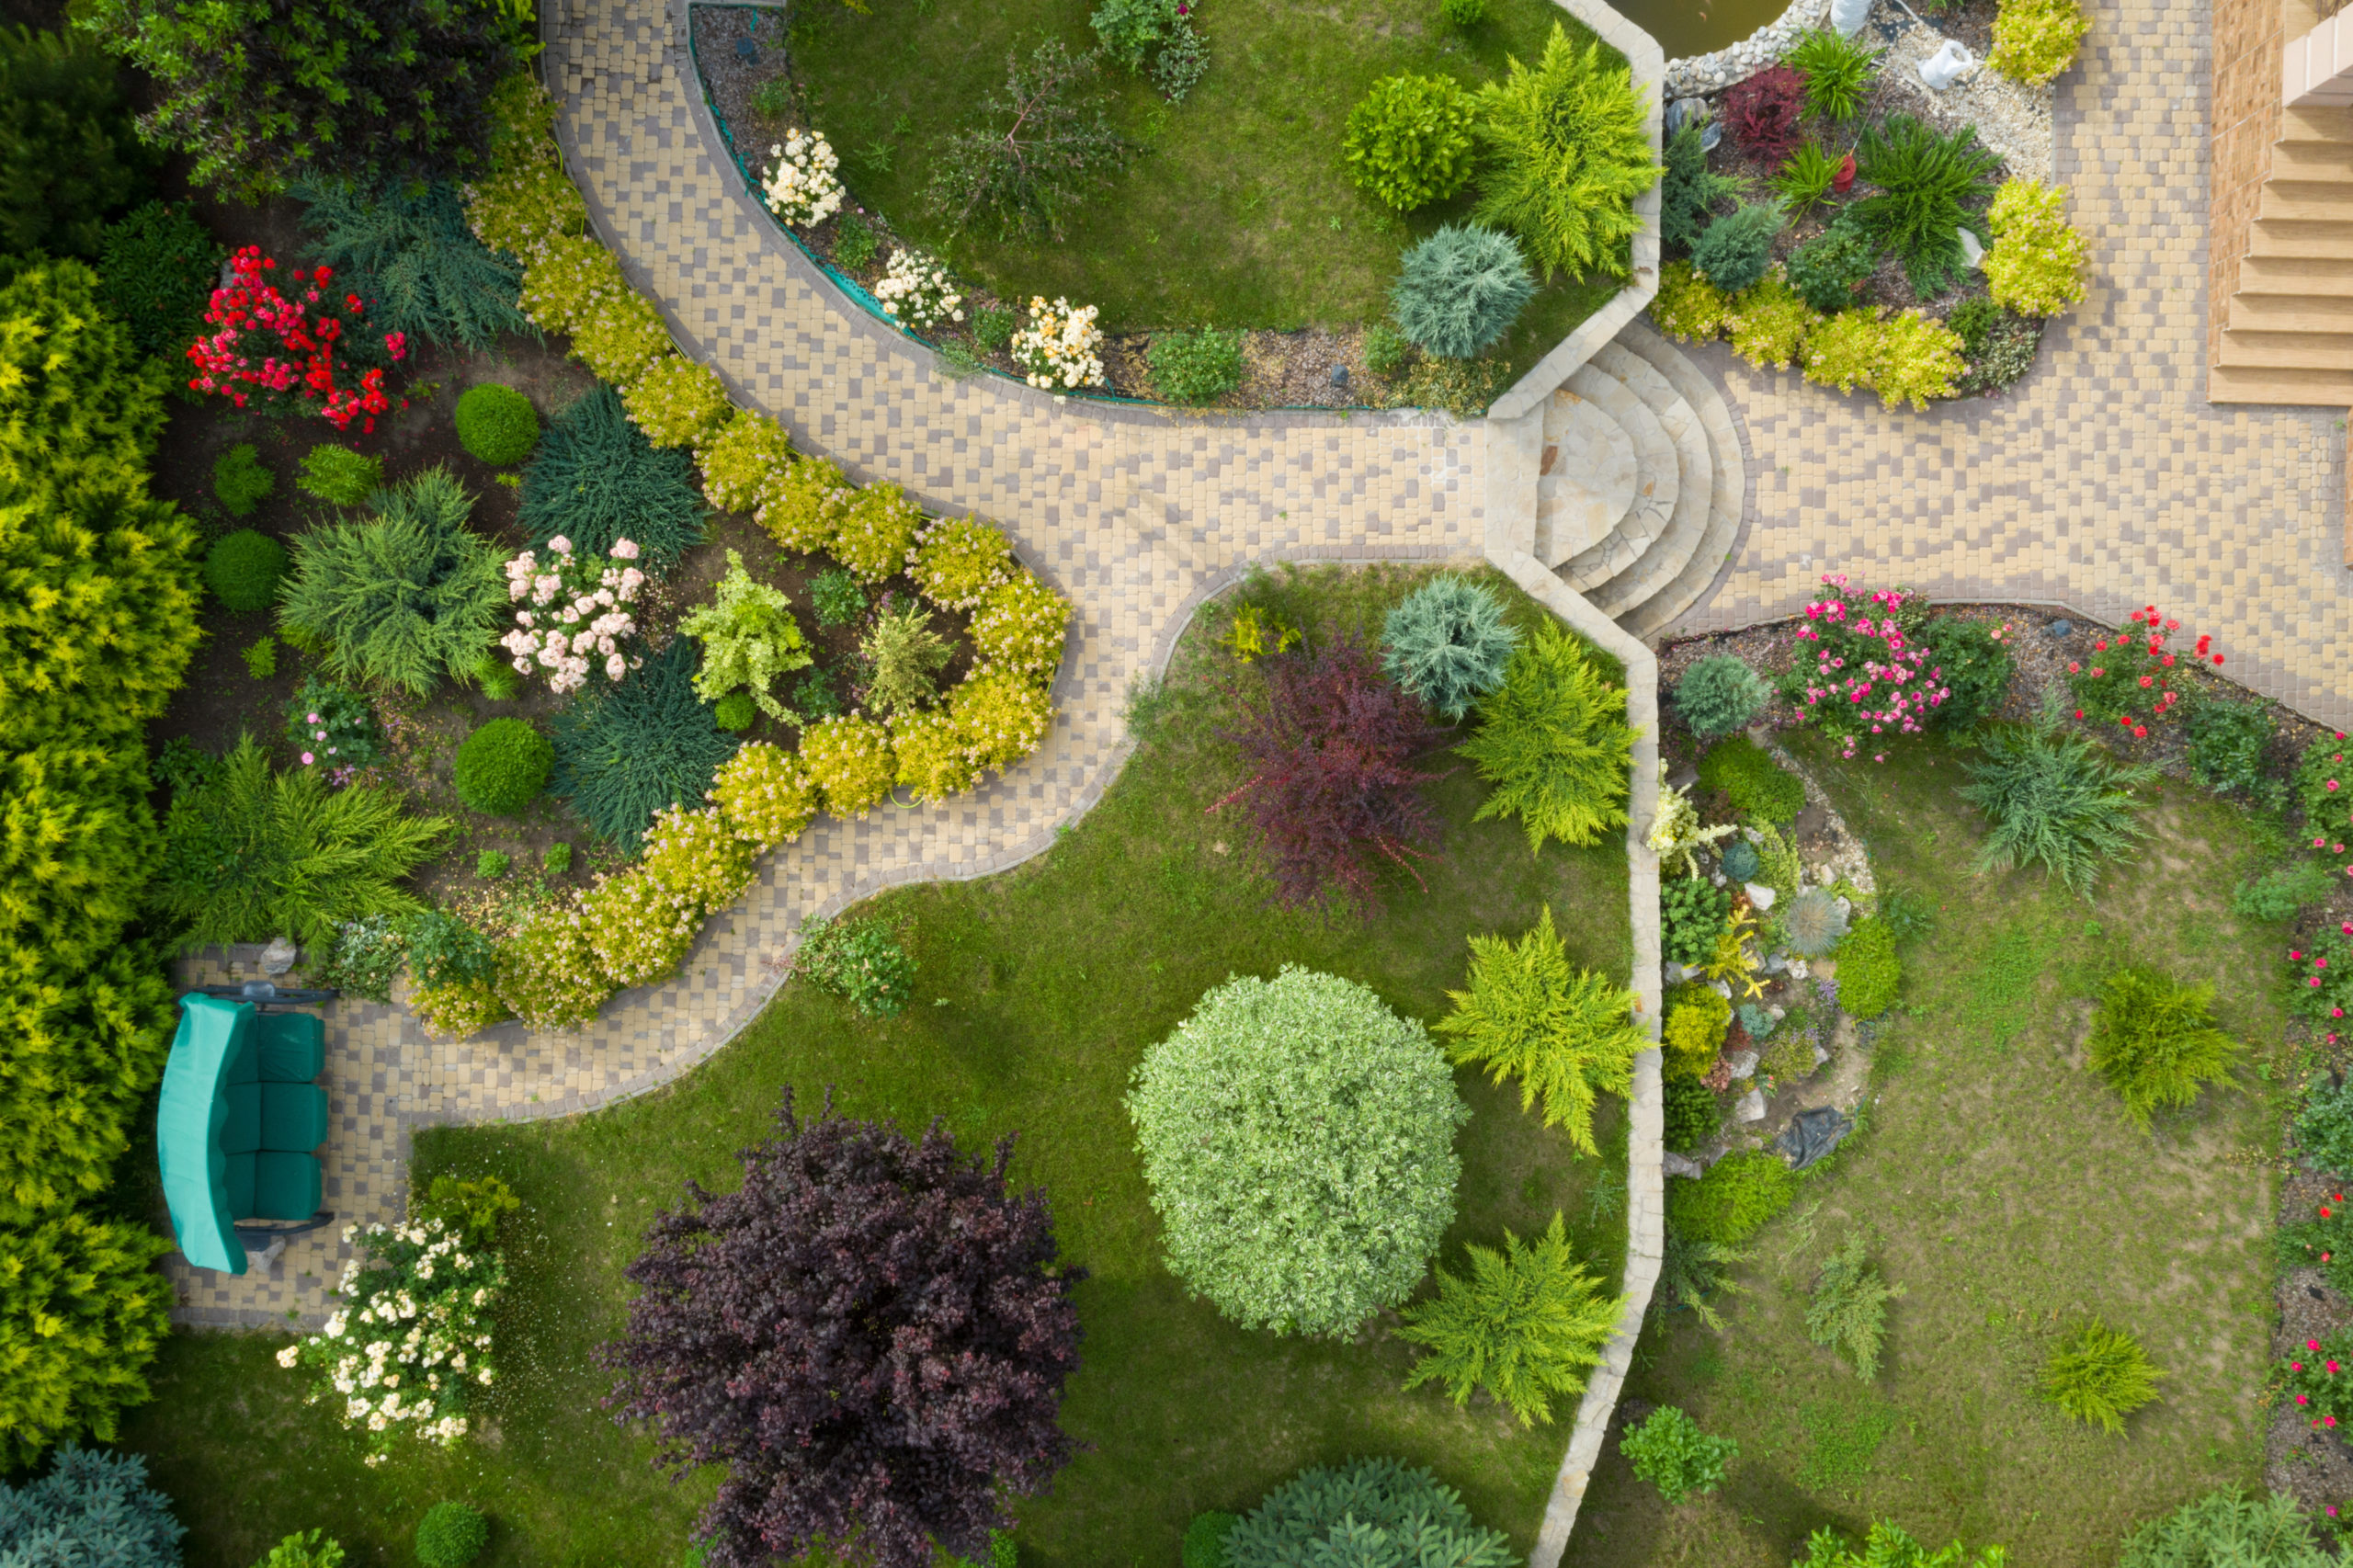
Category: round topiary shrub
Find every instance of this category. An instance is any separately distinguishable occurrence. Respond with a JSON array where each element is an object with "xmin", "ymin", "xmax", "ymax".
[
  {"xmin": 1342, "ymin": 74, "xmax": 1478, "ymax": 213},
  {"xmin": 1674, "ymin": 654, "xmax": 1768, "ymax": 739},
  {"xmin": 454, "ymin": 383, "xmax": 540, "ymax": 465},
  {"xmin": 203, "ymin": 528, "xmax": 289, "ymax": 613},
  {"xmin": 1390, "ymin": 223, "xmax": 1534, "ymax": 360},
  {"xmin": 712, "ymin": 690, "xmax": 757, "ymax": 732},
  {"xmin": 453, "ymin": 718, "xmax": 553, "ymax": 815},
  {"xmin": 1225, "ymin": 1459, "xmax": 1511, "ymax": 1568},
  {"xmin": 1126, "ymin": 965, "xmax": 1469, "ymax": 1337},
  {"xmin": 414, "ymin": 1500, "xmax": 488, "ymax": 1568}
]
